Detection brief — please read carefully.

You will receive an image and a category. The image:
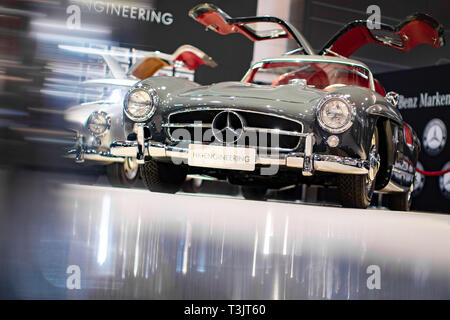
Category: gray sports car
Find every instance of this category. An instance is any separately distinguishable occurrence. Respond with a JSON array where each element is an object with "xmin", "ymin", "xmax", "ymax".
[{"xmin": 110, "ymin": 4, "xmax": 445, "ymax": 210}]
